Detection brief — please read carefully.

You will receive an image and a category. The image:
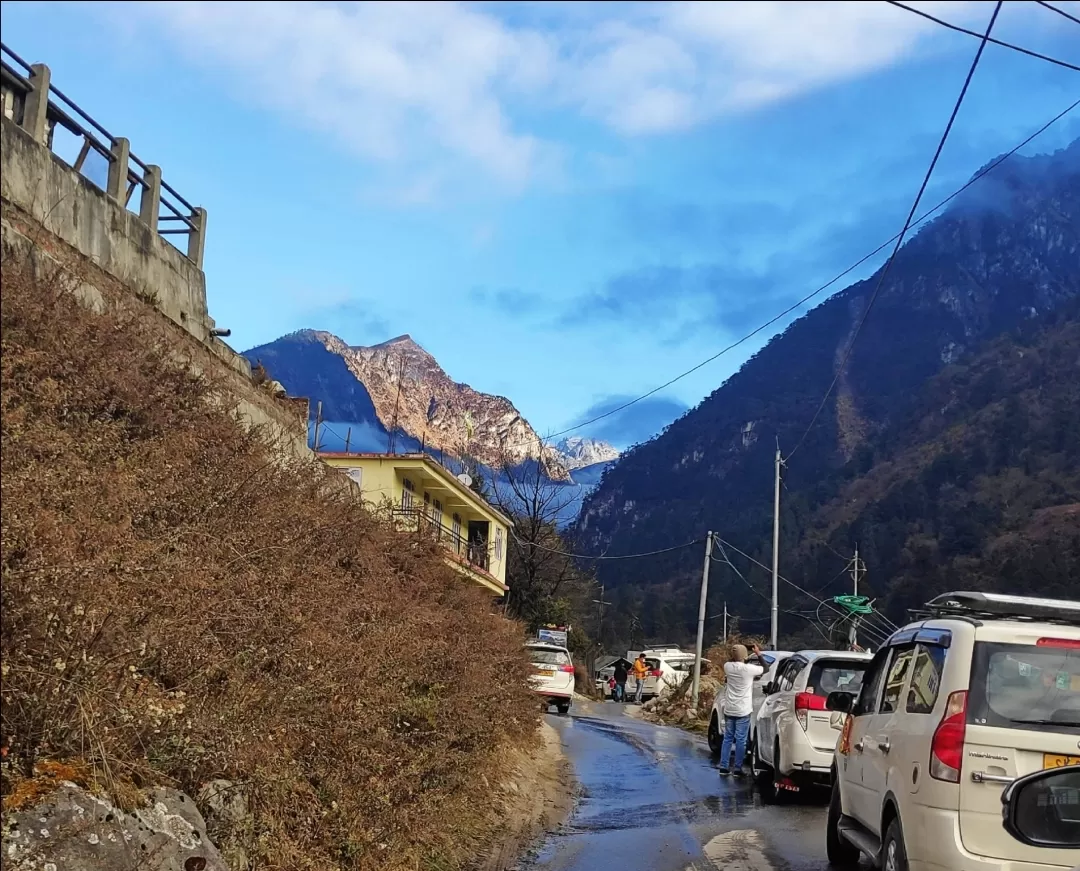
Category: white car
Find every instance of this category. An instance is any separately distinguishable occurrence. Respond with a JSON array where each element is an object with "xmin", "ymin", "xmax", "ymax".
[
  {"xmin": 526, "ymin": 642, "xmax": 575, "ymax": 714},
  {"xmin": 825, "ymin": 591, "xmax": 1080, "ymax": 871},
  {"xmin": 752, "ymin": 649, "xmax": 873, "ymax": 798},
  {"xmin": 613, "ymin": 648, "xmax": 696, "ymax": 701},
  {"xmin": 708, "ymin": 650, "xmax": 793, "ymax": 756}
]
